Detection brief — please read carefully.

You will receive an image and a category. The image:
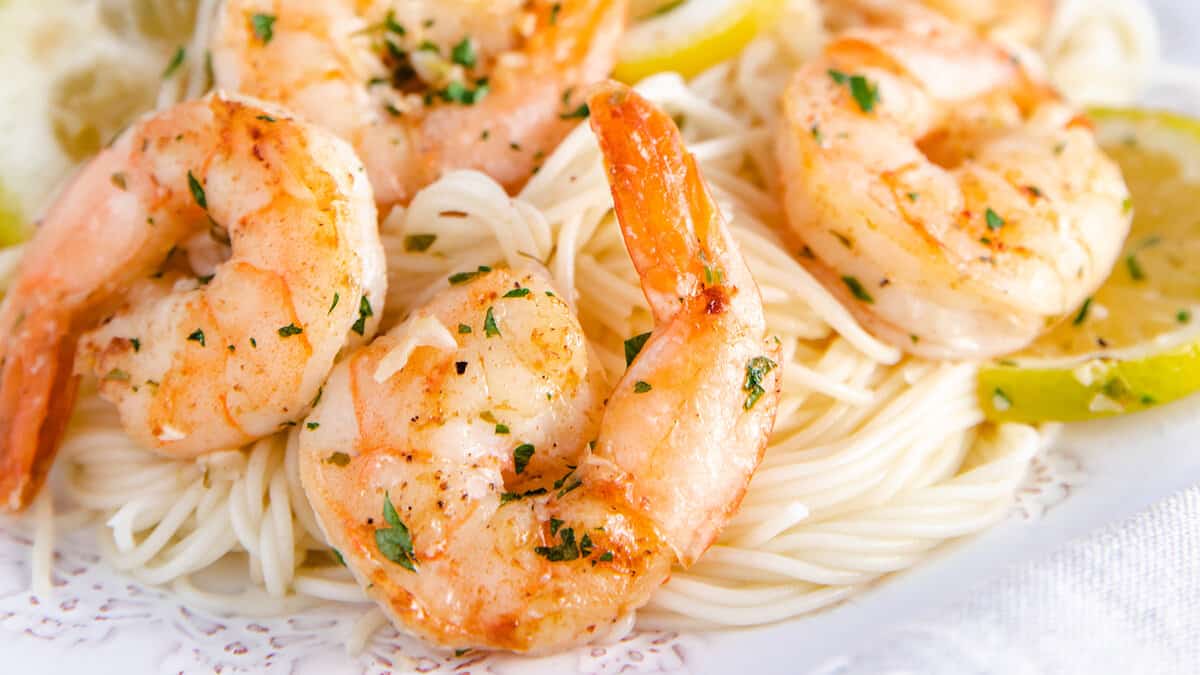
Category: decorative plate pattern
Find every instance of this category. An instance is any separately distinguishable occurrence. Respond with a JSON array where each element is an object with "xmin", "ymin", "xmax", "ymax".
[{"xmin": 0, "ymin": 443, "xmax": 1083, "ymax": 675}]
